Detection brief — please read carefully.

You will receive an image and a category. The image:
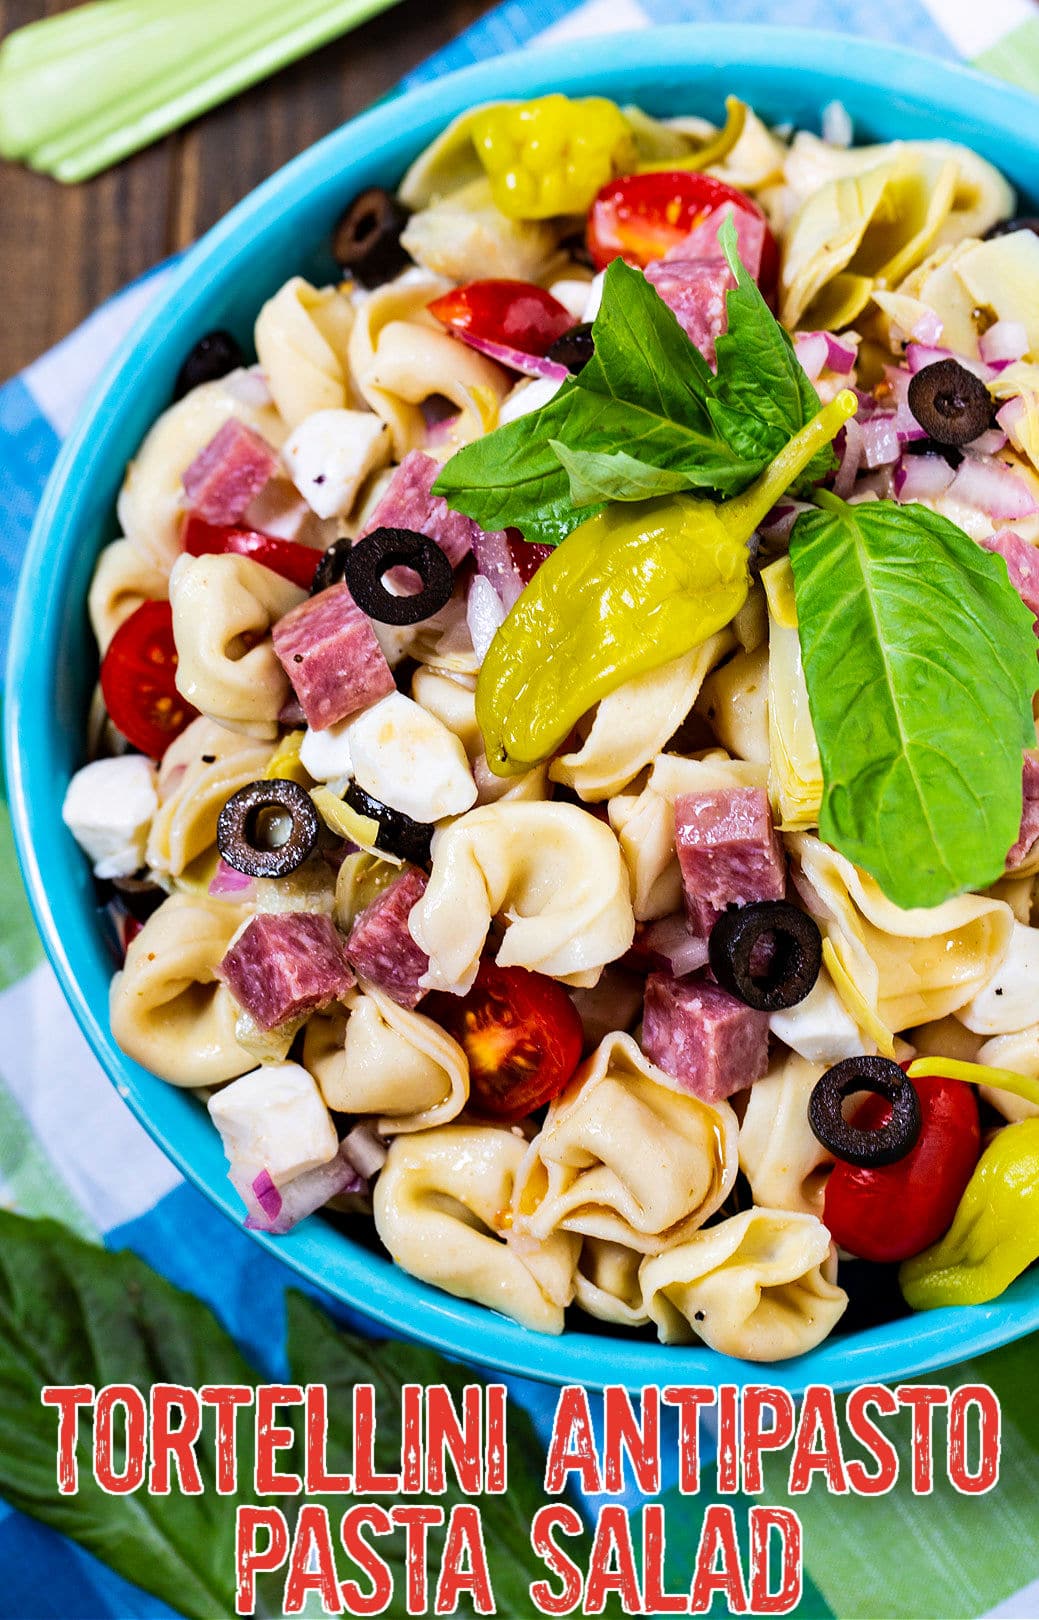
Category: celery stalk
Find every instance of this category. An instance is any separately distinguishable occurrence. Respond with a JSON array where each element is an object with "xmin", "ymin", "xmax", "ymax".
[{"xmin": 0, "ymin": 0, "xmax": 403, "ymax": 182}]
